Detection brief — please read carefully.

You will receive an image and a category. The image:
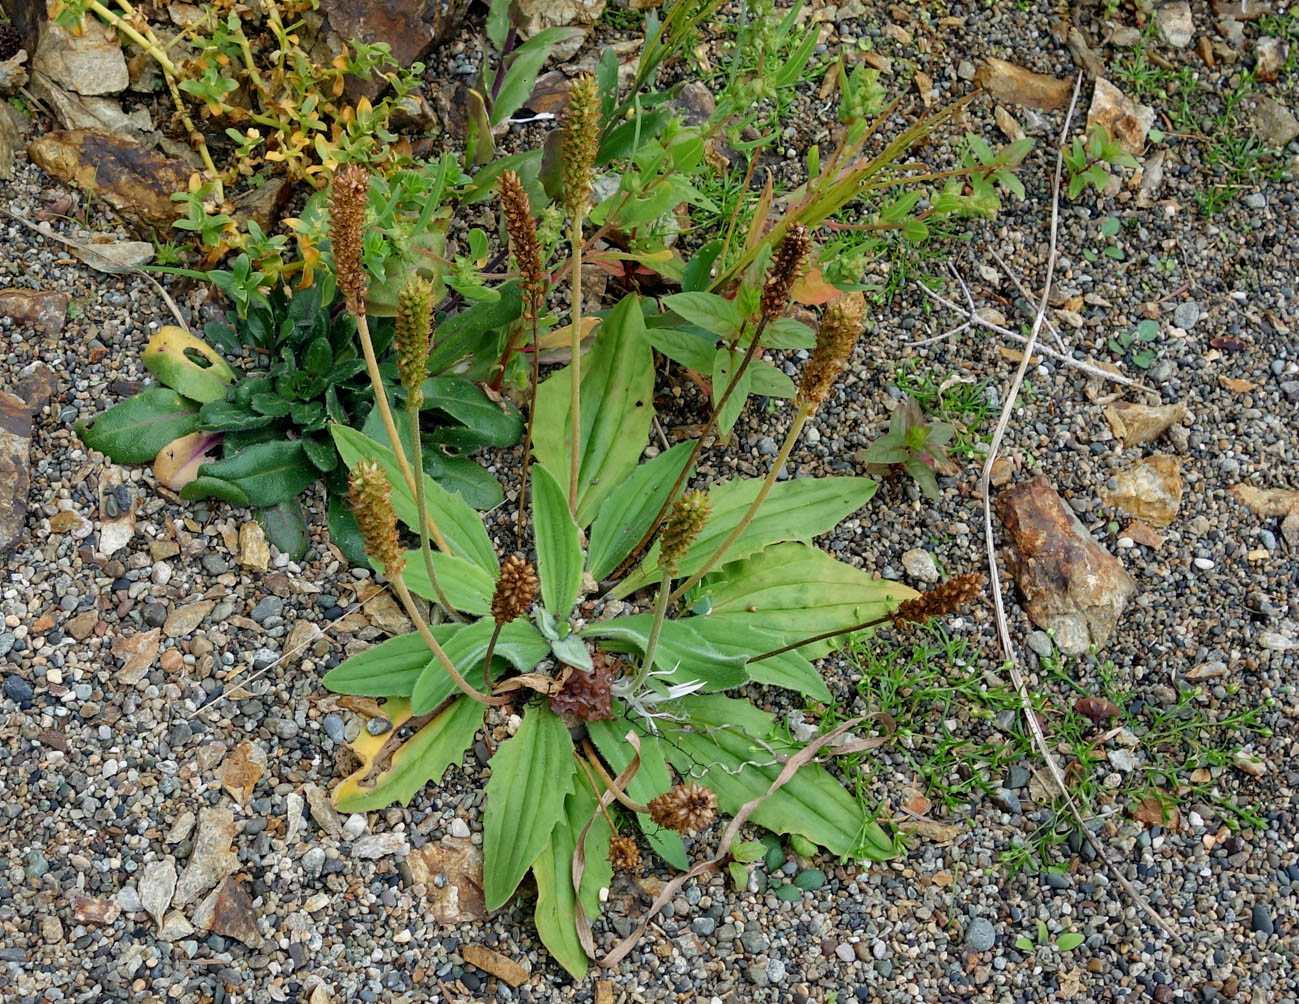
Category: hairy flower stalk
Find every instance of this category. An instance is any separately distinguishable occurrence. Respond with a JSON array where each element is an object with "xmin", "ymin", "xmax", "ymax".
[
  {"xmin": 748, "ymin": 572, "xmax": 988, "ymax": 663},
  {"xmin": 395, "ymin": 279, "xmax": 461, "ymax": 621},
  {"xmin": 632, "ymin": 491, "xmax": 710, "ymax": 693},
  {"xmin": 348, "ymin": 461, "xmax": 503, "ymax": 705},
  {"xmin": 484, "ymin": 556, "xmax": 538, "ymax": 688},
  {"xmin": 670, "ymin": 292, "xmax": 866, "ymax": 604},
  {"xmin": 500, "ymin": 170, "xmax": 549, "ymax": 537},
  {"xmin": 562, "ymin": 75, "xmax": 600, "ymax": 515},
  {"xmin": 330, "ymin": 165, "xmax": 420, "ymax": 507},
  {"xmin": 611, "ymin": 227, "xmax": 812, "ymax": 581}
]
